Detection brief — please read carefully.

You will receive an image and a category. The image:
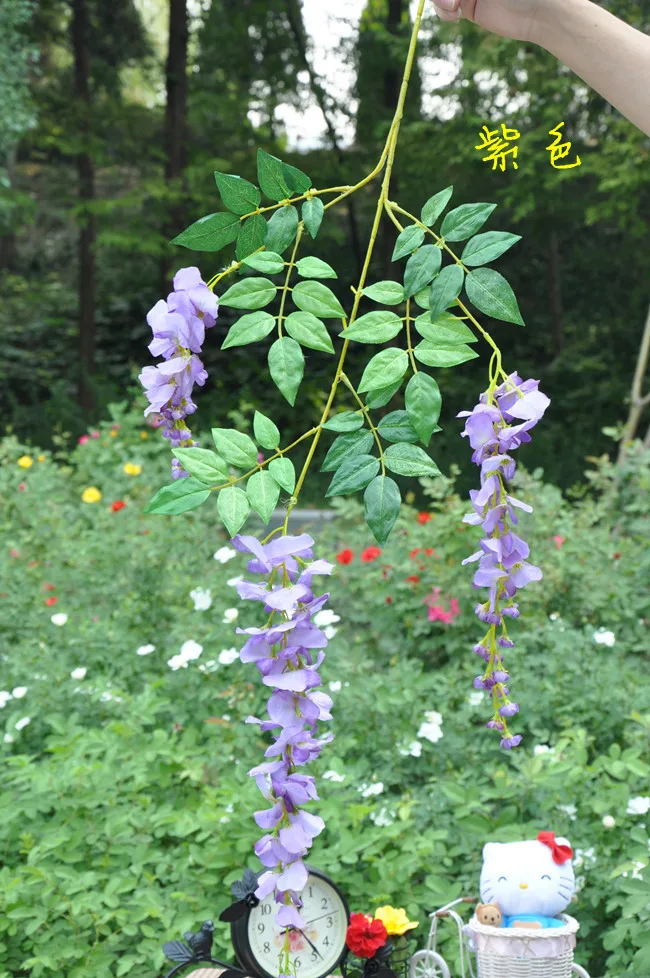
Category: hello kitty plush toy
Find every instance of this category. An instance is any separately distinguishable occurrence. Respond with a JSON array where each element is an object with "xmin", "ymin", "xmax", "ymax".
[{"xmin": 479, "ymin": 832, "xmax": 575, "ymax": 929}]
